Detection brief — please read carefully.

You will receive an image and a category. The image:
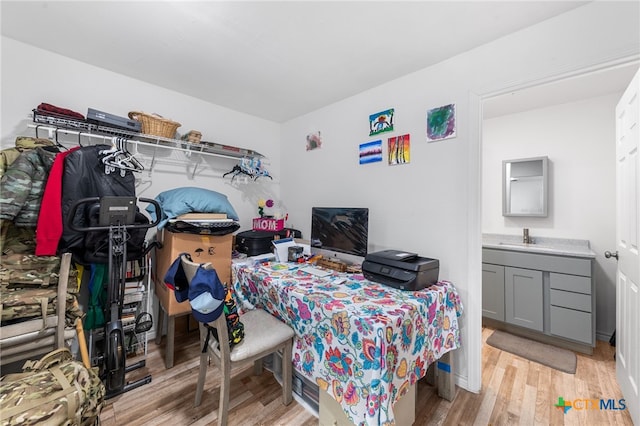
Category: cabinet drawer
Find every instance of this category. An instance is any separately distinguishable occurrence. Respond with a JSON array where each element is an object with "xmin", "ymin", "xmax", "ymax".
[
  {"xmin": 550, "ymin": 289, "xmax": 591, "ymax": 312},
  {"xmin": 483, "ymin": 249, "xmax": 591, "ymax": 277},
  {"xmin": 550, "ymin": 273, "xmax": 591, "ymax": 295},
  {"xmin": 550, "ymin": 306, "xmax": 592, "ymax": 345}
]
